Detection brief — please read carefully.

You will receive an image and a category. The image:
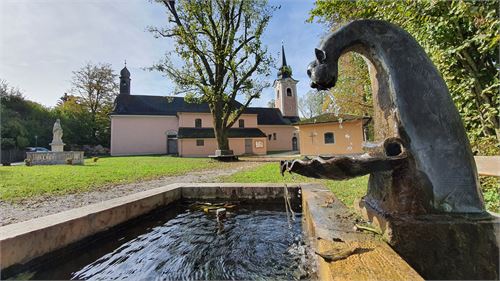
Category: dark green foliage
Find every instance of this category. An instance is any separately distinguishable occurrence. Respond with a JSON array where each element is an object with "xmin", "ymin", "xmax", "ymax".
[
  {"xmin": 309, "ymin": 0, "xmax": 499, "ymax": 156},
  {"xmin": 1, "ymin": 81, "xmax": 54, "ymax": 150},
  {"xmin": 480, "ymin": 176, "xmax": 499, "ymax": 213}
]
